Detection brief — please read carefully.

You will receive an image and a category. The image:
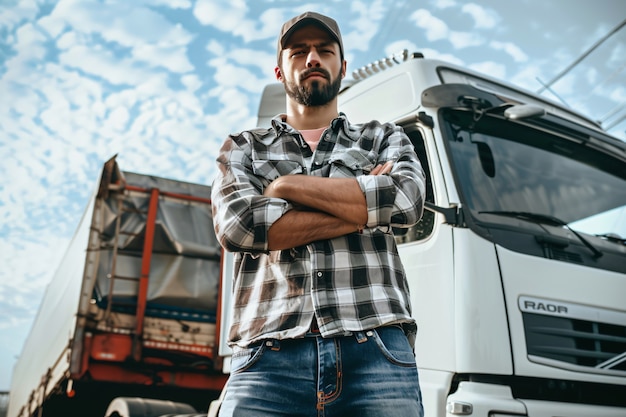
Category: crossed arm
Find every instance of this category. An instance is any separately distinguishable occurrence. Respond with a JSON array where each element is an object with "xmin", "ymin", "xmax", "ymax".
[{"xmin": 264, "ymin": 161, "xmax": 393, "ymax": 250}]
